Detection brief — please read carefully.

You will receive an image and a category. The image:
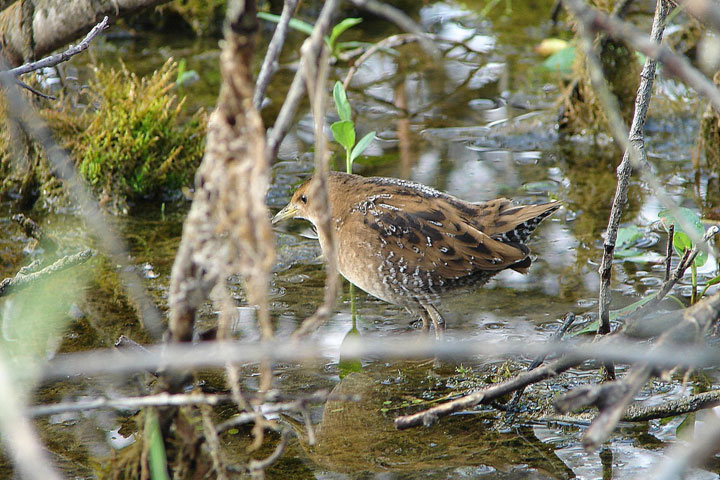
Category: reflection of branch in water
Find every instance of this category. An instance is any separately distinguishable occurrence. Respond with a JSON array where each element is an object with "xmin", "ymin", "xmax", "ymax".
[
  {"xmin": 0, "ymin": 249, "xmax": 93, "ymax": 297},
  {"xmin": 11, "ymin": 214, "xmax": 59, "ymax": 255}
]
